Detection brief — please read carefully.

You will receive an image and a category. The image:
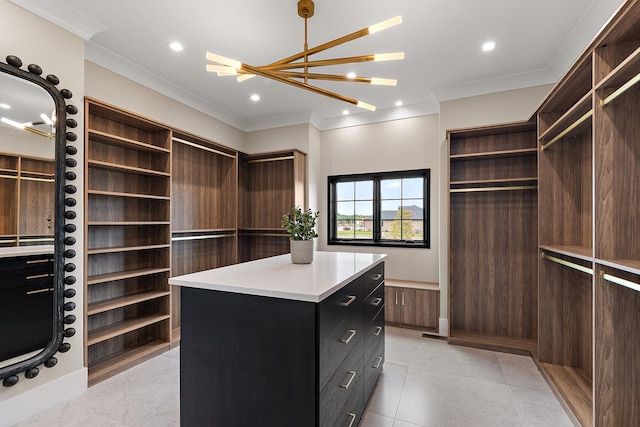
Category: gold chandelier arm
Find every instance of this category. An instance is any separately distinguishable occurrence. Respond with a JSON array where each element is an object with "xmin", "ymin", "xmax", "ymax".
[
  {"xmin": 267, "ymin": 16, "xmax": 402, "ymax": 67},
  {"xmin": 270, "ymin": 70, "xmax": 396, "ymax": 86},
  {"xmin": 240, "ymin": 63, "xmax": 375, "ymax": 110},
  {"xmin": 262, "ymin": 55, "xmax": 375, "ymax": 71}
]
